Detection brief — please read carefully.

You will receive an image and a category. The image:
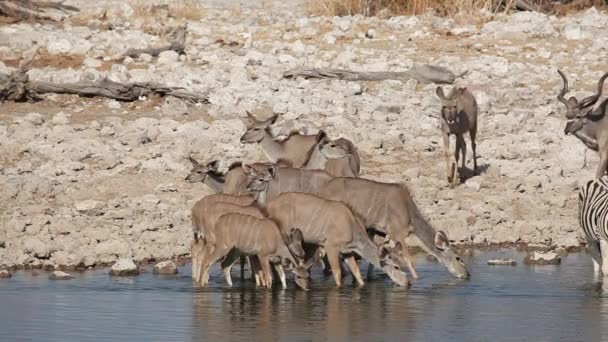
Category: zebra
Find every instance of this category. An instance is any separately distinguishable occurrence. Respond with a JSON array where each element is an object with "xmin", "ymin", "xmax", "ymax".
[{"xmin": 578, "ymin": 177, "xmax": 608, "ymax": 275}]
